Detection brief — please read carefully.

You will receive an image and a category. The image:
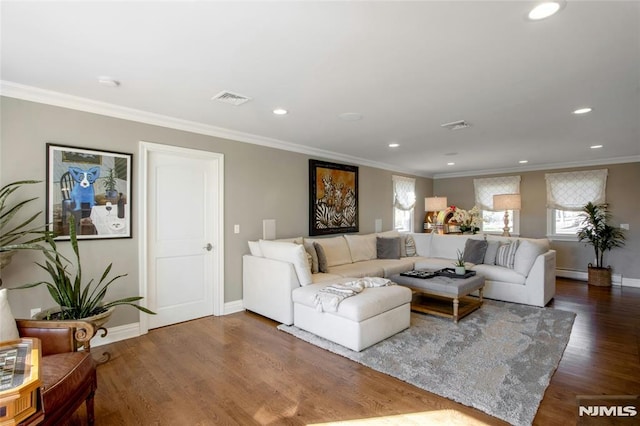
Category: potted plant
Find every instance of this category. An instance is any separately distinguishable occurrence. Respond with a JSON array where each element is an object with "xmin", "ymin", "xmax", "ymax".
[
  {"xmin": 1, "ymin": 180, "xmax": 49, "ymax": 272},
  {"xmin": 14, "ymin": 215, "xmax": 155, "ymax": 331},
  {"xmin": 102, "ymin": 168, "xmax": 118, "ymax": 202},
  {"xmin": 577, "ymin": 202, "xmax": 626, "ymax": 286},
  {"xmin": 454, "ymin": 249, "xmax": 466, "ymax": 275}
]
